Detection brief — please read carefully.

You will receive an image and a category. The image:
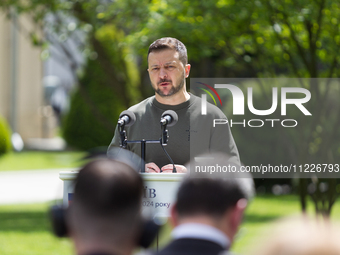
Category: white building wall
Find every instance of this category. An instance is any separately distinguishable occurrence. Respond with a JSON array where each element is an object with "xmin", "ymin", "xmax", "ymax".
[
  {"xmin": 0, "ymin": 12, "xmax": 11, "ymax": 122},
  {"xmin": 0, "ymin": 12, "xmax": 55, "ymax": 141}
]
